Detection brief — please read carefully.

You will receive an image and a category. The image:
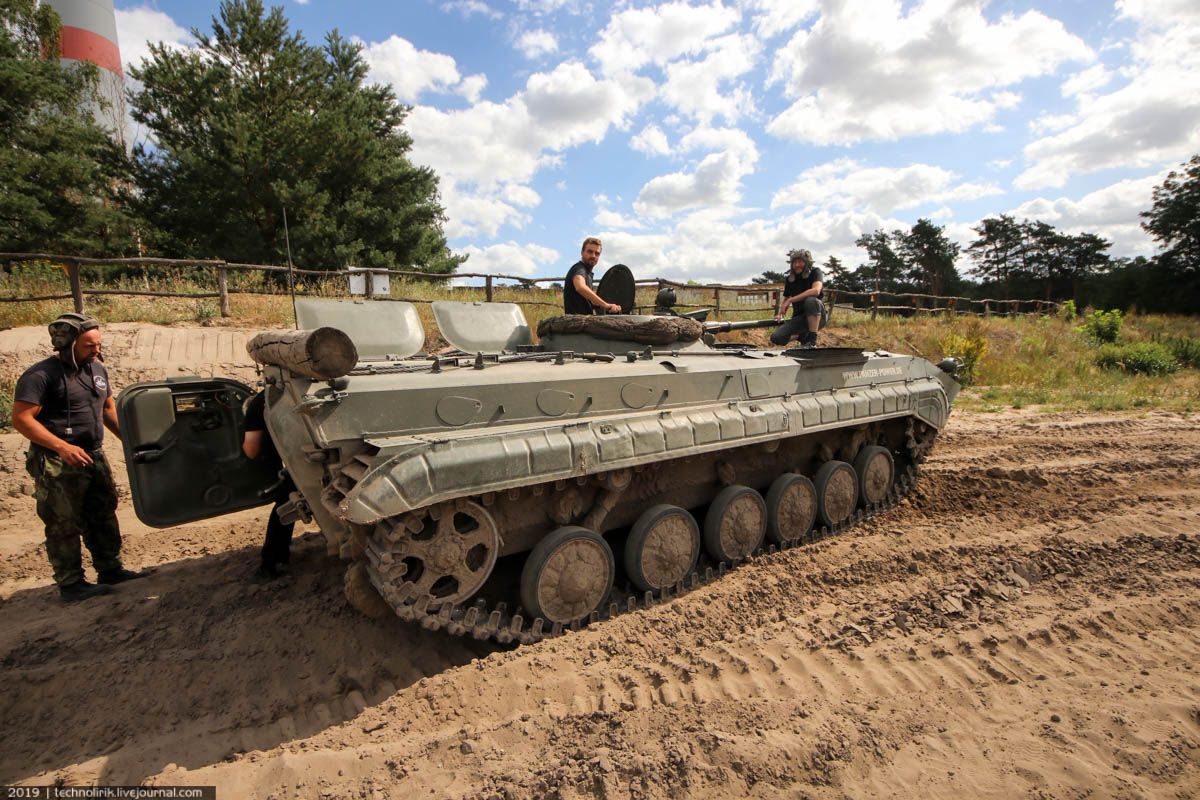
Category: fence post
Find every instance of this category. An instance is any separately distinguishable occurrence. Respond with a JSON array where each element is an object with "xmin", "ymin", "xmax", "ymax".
[
  {"xmin": 871, "ymin": 292, "xmax": 878, "ymax": 321},
  {"xmin": 828, "ymin": 289, "xmax": 837, "ymax": 321},
  {"xmin": 365, "ymin": 268, "xmax": 374, "ymax": 298},
  {"xmin": 946, "ymin": 298, "xmax": 955, "ymax": 318},
  {"xmin": 485, "ymin": 274, "xmax": 494, "ymax": 303},
  {"xmin": 67, "ymin": 262, "xmax": 84, "ymax": 313},
  {"xmin": 713, "ymin": 286, "xmax": 721, "ymax": 317},
  {"xmin": 217, "ymin": 263, "xmax": 231, "ymax": 317},
  {"xmin": 983, "ymin": 300, "xmax": 990, "ymax": 318}
]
